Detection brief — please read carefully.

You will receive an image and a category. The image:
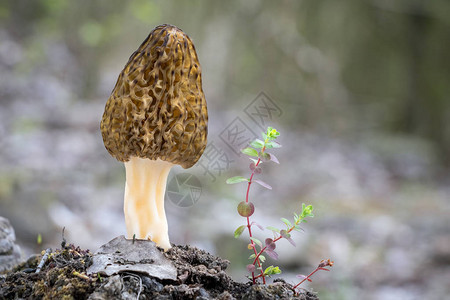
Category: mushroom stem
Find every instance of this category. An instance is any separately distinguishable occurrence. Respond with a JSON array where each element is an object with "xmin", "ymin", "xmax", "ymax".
[{"xmin": 124, "ymin": 157, "xmax": 174, "ymax": 250}]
